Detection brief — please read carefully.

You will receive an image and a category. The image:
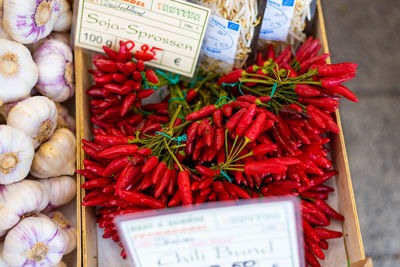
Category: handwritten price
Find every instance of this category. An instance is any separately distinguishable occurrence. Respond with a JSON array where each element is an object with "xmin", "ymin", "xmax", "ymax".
[
  {"xmin": 209, "ymin": 260, "xmax": 257, "ymax": 267},
  {"xmin": 125, "ymin": 41, "xmax": 163, "ymax": 60}
]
